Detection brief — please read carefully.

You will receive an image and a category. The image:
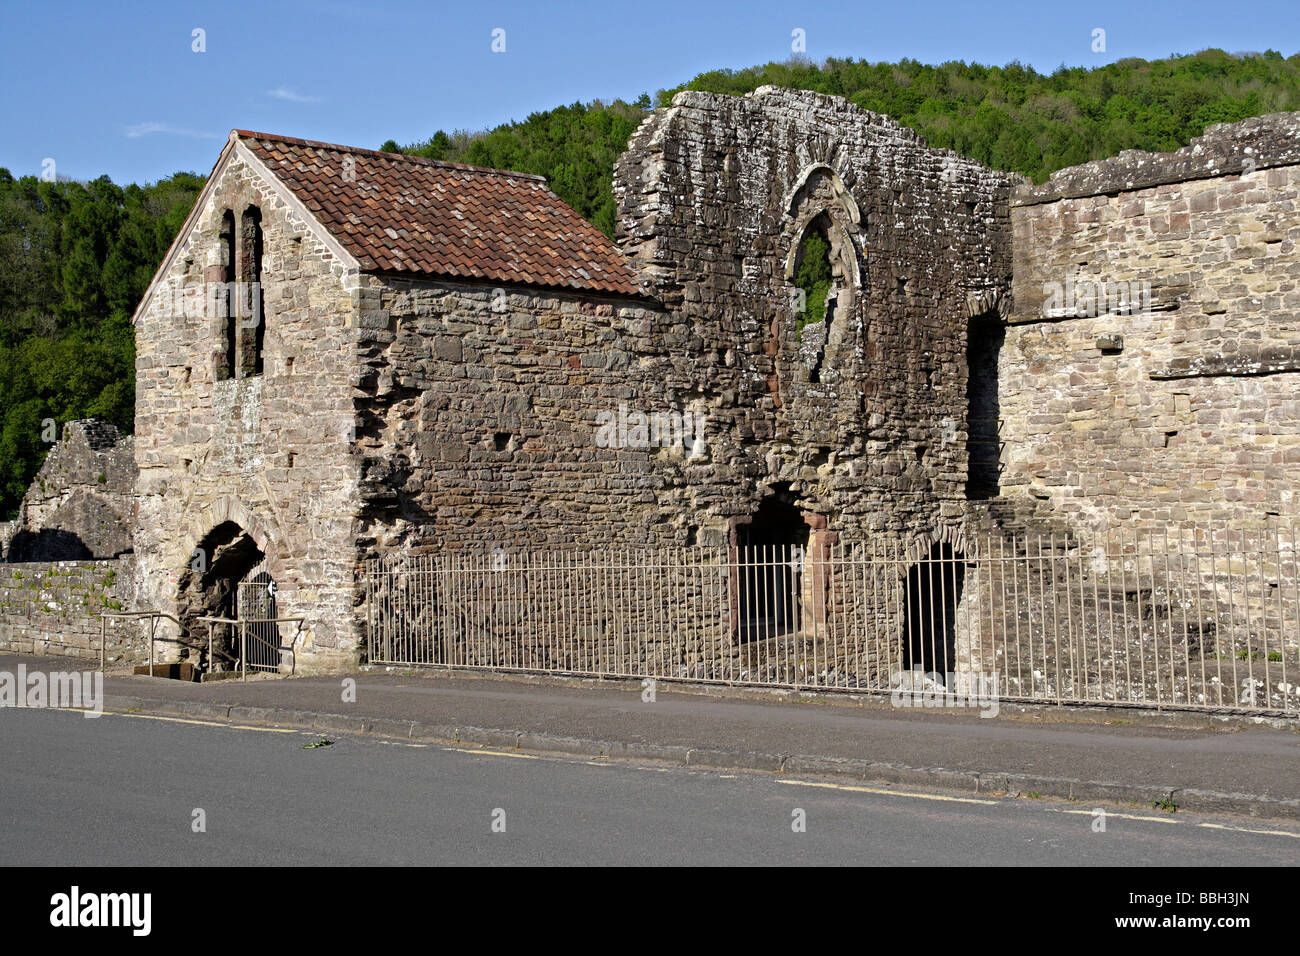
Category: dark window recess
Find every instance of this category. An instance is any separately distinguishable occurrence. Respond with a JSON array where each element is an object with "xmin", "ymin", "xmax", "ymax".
[
  {"xmin": 237, "ymin": 206, "xmax": 265, "ymax": 377},
  {"xmin": 734, "ymin": 492, "xmax": 809, "ymax": 643},
  {"xmin": 966, "ymin": 316, "xmax": 1005, "ymax": 500},
  {"xmin": 903, "ymin": 541, "xmax": 966, "ymax": 676},
  {"xmin": 218, "ymin": 210, "xmax": 236, "ymax": 380}
]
